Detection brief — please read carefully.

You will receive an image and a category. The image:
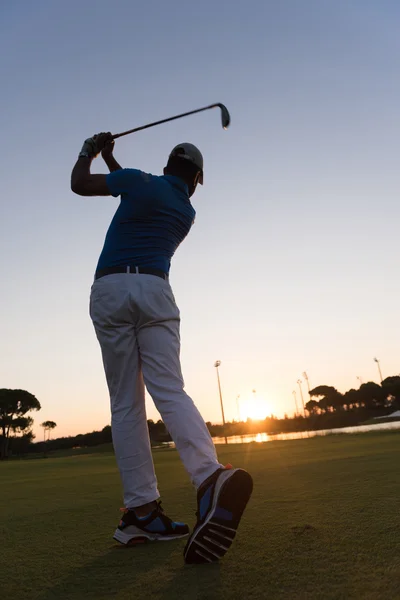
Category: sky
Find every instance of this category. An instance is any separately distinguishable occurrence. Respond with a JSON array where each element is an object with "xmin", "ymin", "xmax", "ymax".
[{"xmin": 1, "ymin": 0, "xmax": 400, "ymax": 439}]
